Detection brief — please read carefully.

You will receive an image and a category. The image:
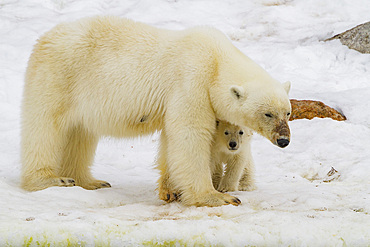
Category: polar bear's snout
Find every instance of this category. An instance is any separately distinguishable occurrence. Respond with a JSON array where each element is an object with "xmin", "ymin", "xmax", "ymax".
[
  {"xmin": 228, "ymin": 141, "xmax": 238, "ymax": 150},
  {"xmin": 272, "ymin": 120, "xmax": 290, "ymax": 148},
  {"xmin": 277, "ymin": 138, "xmax": 289, "ymax": 148}
]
